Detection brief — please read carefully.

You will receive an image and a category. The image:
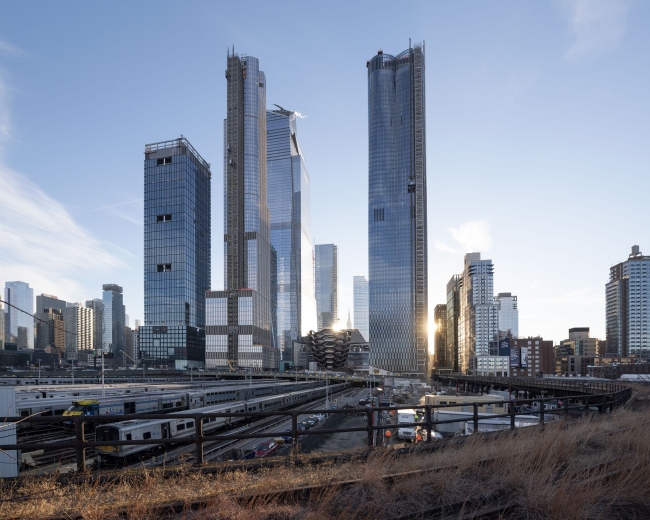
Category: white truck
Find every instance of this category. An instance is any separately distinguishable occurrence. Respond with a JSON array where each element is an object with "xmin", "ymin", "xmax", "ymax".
[{"xmin": 397, "ymin": 409, "xmax": 418, "ymax": 441}]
